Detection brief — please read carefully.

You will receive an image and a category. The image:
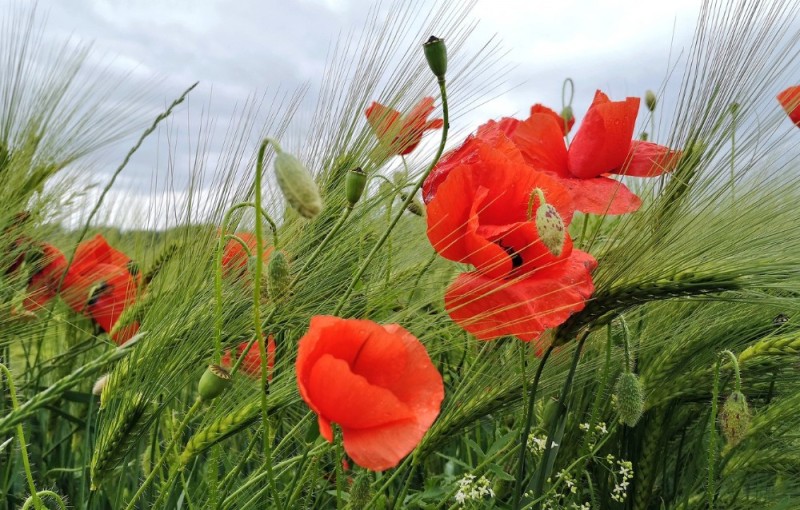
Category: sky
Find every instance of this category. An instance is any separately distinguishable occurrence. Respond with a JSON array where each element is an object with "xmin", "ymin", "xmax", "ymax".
[{"xmin": 1, "ymin": 0, "xmax": 714, "ymax": 228}]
